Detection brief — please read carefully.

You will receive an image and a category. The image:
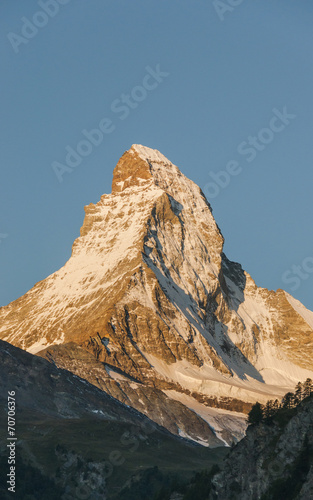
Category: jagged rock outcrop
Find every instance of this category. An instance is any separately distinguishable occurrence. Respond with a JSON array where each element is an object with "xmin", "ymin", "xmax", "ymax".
[
  {"xmin": 0, "ymin": 144, "xmax": 313, "ymax": 445},
  {"xmin": 211, "ymin": 395, "xmax": 313, "ymax": 499}
]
